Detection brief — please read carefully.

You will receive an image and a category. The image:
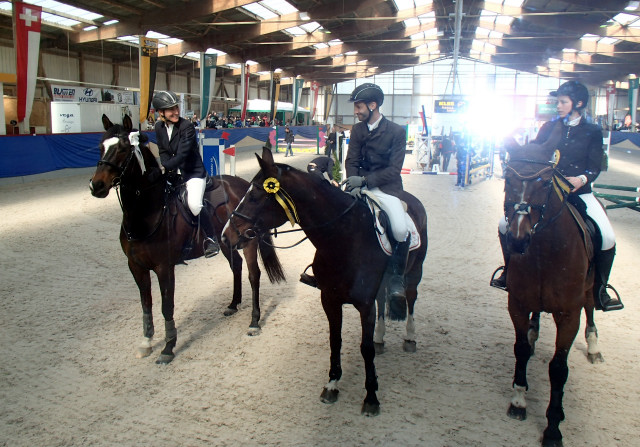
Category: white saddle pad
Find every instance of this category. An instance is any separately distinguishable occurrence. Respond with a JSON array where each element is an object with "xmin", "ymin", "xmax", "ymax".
[{"xmin": 362, "ymin": 190, "xmax": 421, "ymax": 256}]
